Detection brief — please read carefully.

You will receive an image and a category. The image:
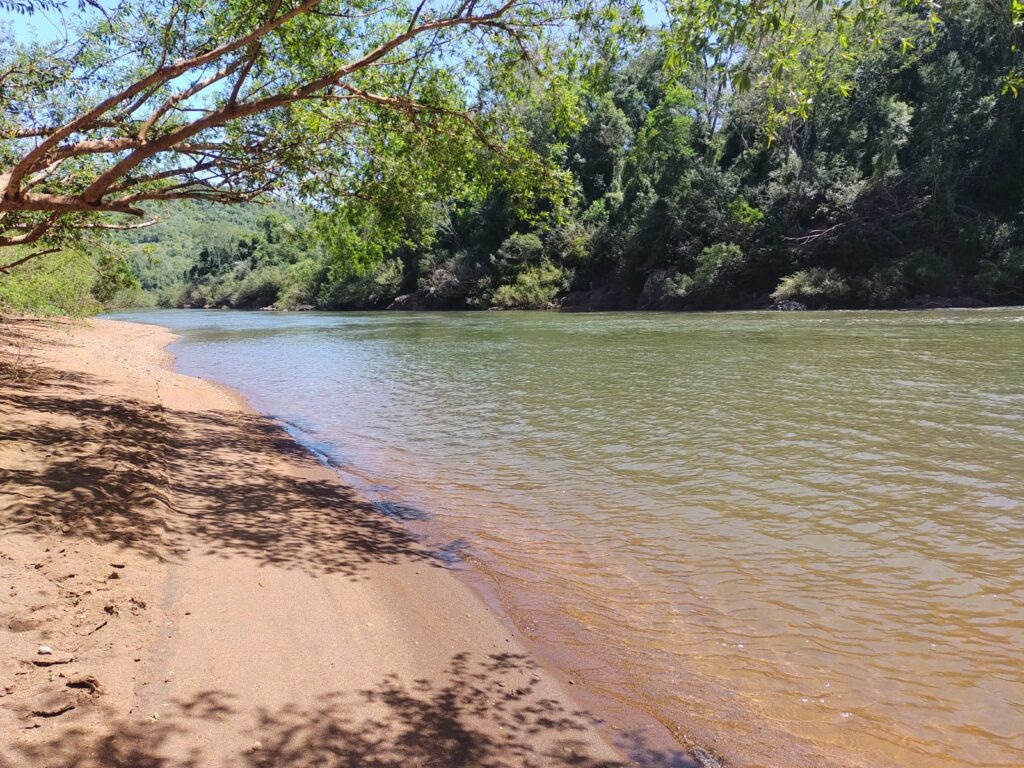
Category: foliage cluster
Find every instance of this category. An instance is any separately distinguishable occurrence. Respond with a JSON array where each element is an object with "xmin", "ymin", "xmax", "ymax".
[{"xmin": 0, "ymin": 246, "xmax": 141, "ymax": 315}]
